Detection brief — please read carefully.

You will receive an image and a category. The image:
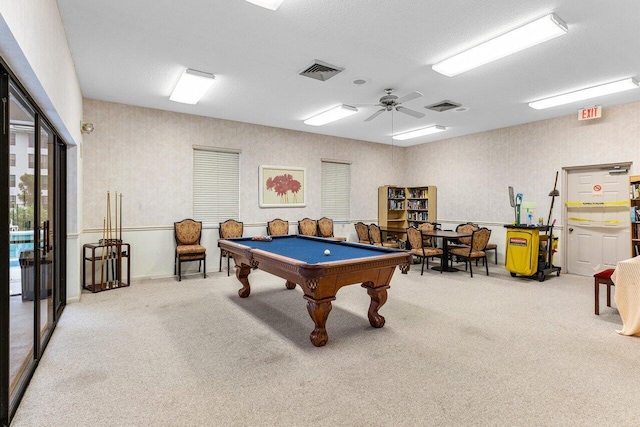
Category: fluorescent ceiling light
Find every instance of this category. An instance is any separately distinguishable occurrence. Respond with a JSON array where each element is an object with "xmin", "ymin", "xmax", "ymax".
[
  {"xmin": 529, "ymin": 78, "xmax": 640, "ymax": 110},
  {"xmin": 245, "ymin": 0, "xmax": 284, "ymax": 10},
  {"xmin": 393, "ymin": 125, "xmax": 446, "ymax": 141},
  {"xmin": 169, "ymin": 69, "xmax": 215, "ymax": 104},
  {"xmin": 304, "ymin": 105, "xmax": 358, "ymax": 126},
  {"xmin": 432, "ymin": 13, "xmax": 568, "ymax": 77}
]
